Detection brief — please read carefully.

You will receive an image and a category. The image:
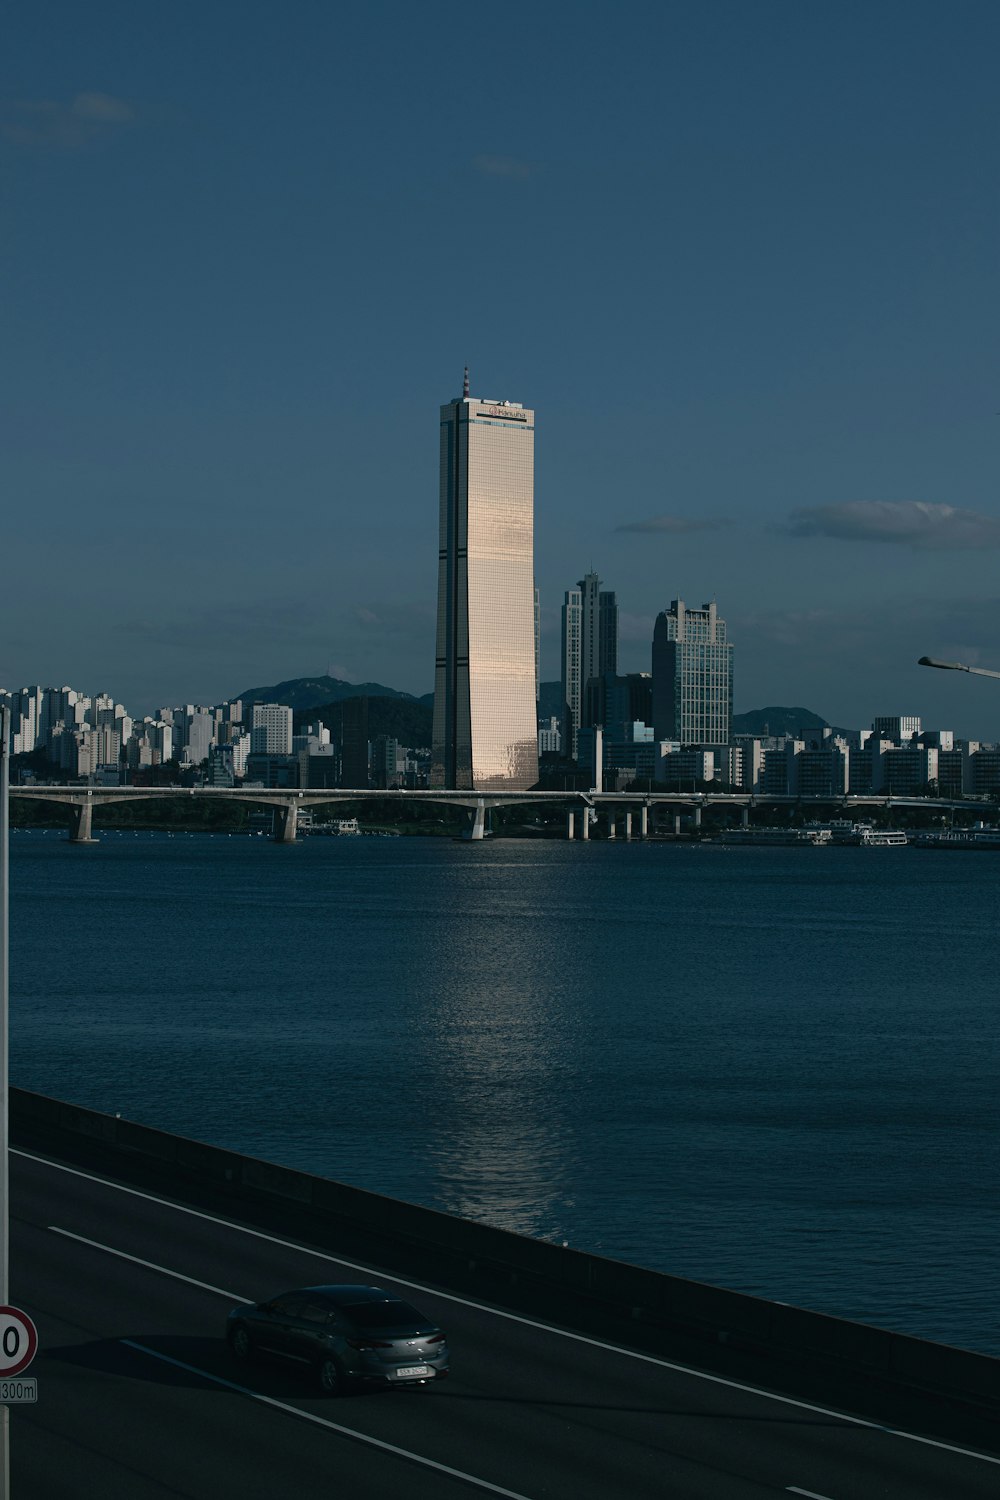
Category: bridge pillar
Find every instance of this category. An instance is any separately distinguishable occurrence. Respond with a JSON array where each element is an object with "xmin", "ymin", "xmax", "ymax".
[
  {"xmin": 673, "ymin": 812, "xmax": 681, "ymax": 836},
  {"xmin": 640, "ymin": 805, "xmax": 648, "ymax": 838},
  {"xmin": 68, "ymin": 802, "xmax": 97, "ymax": 843},
  {"xmin": 273, "ymin": 804, "xmax": 299, "ymax": 843},
  {"xmin": 566, "ymin": 810, "xmax": 575, "ymax": 840},
  {"xmin": 463, "ymin": 800, "xmax": 486, "ymax": 840},
  {"xmin": 741, "ymin": 804, "xmax": 749, "ymax": 828},
  {"xmin": 607, "ymin": 813, "xmax": 616, "ymax": 840},
  {"xmin": 625, "ymin": 812, "xmax": 632, "ymax": 841},
  {"xmin": 581, "ymin": 807, "xmax": 590, "ymax": 841},
  {"xmin": 693, "ymin": 805, "xmax": 702, "ymax": 830}
]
